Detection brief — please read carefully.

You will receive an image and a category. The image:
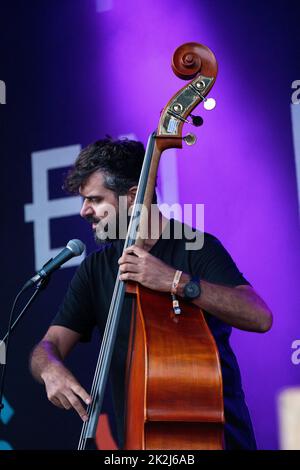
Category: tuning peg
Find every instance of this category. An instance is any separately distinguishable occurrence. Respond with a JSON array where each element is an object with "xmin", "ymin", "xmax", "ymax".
[
  {"xmin": 194, "ymin": 84, "xmax": 217, "ymax": 111},
  {"xmin": 167, "ymin": 109, "xmax": 205, "ymax": 127},
  {"xmin": 203, "ymin": 97, "xmax": 216, "ymax": 111},
  {"xmin": 190, "ymin": 115, "xmax": 204, "ymax": 127},
  {"xmin": 183, "ymin": 133, "xmax": 197, "ymax": 146}
]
